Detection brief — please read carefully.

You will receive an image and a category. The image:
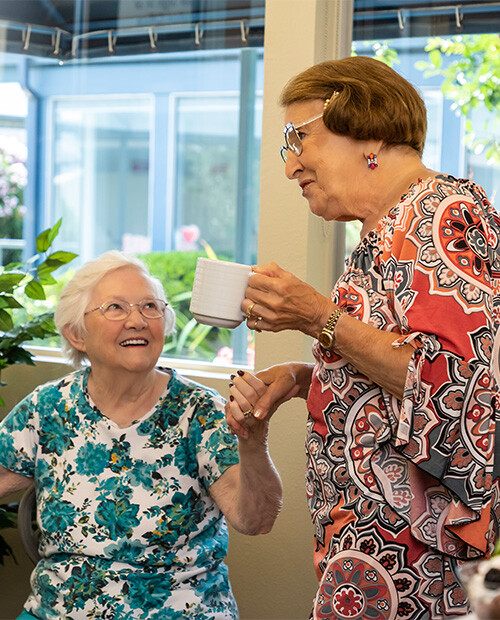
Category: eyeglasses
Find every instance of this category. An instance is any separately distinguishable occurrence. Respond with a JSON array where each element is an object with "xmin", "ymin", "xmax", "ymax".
[
  {"xmin": 84, "ymin": 298, "xmax": 167, "ymax": 321},
  {"xmin": 280, "ymin": 112, "xmax": 324, "ymax": 163}
]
